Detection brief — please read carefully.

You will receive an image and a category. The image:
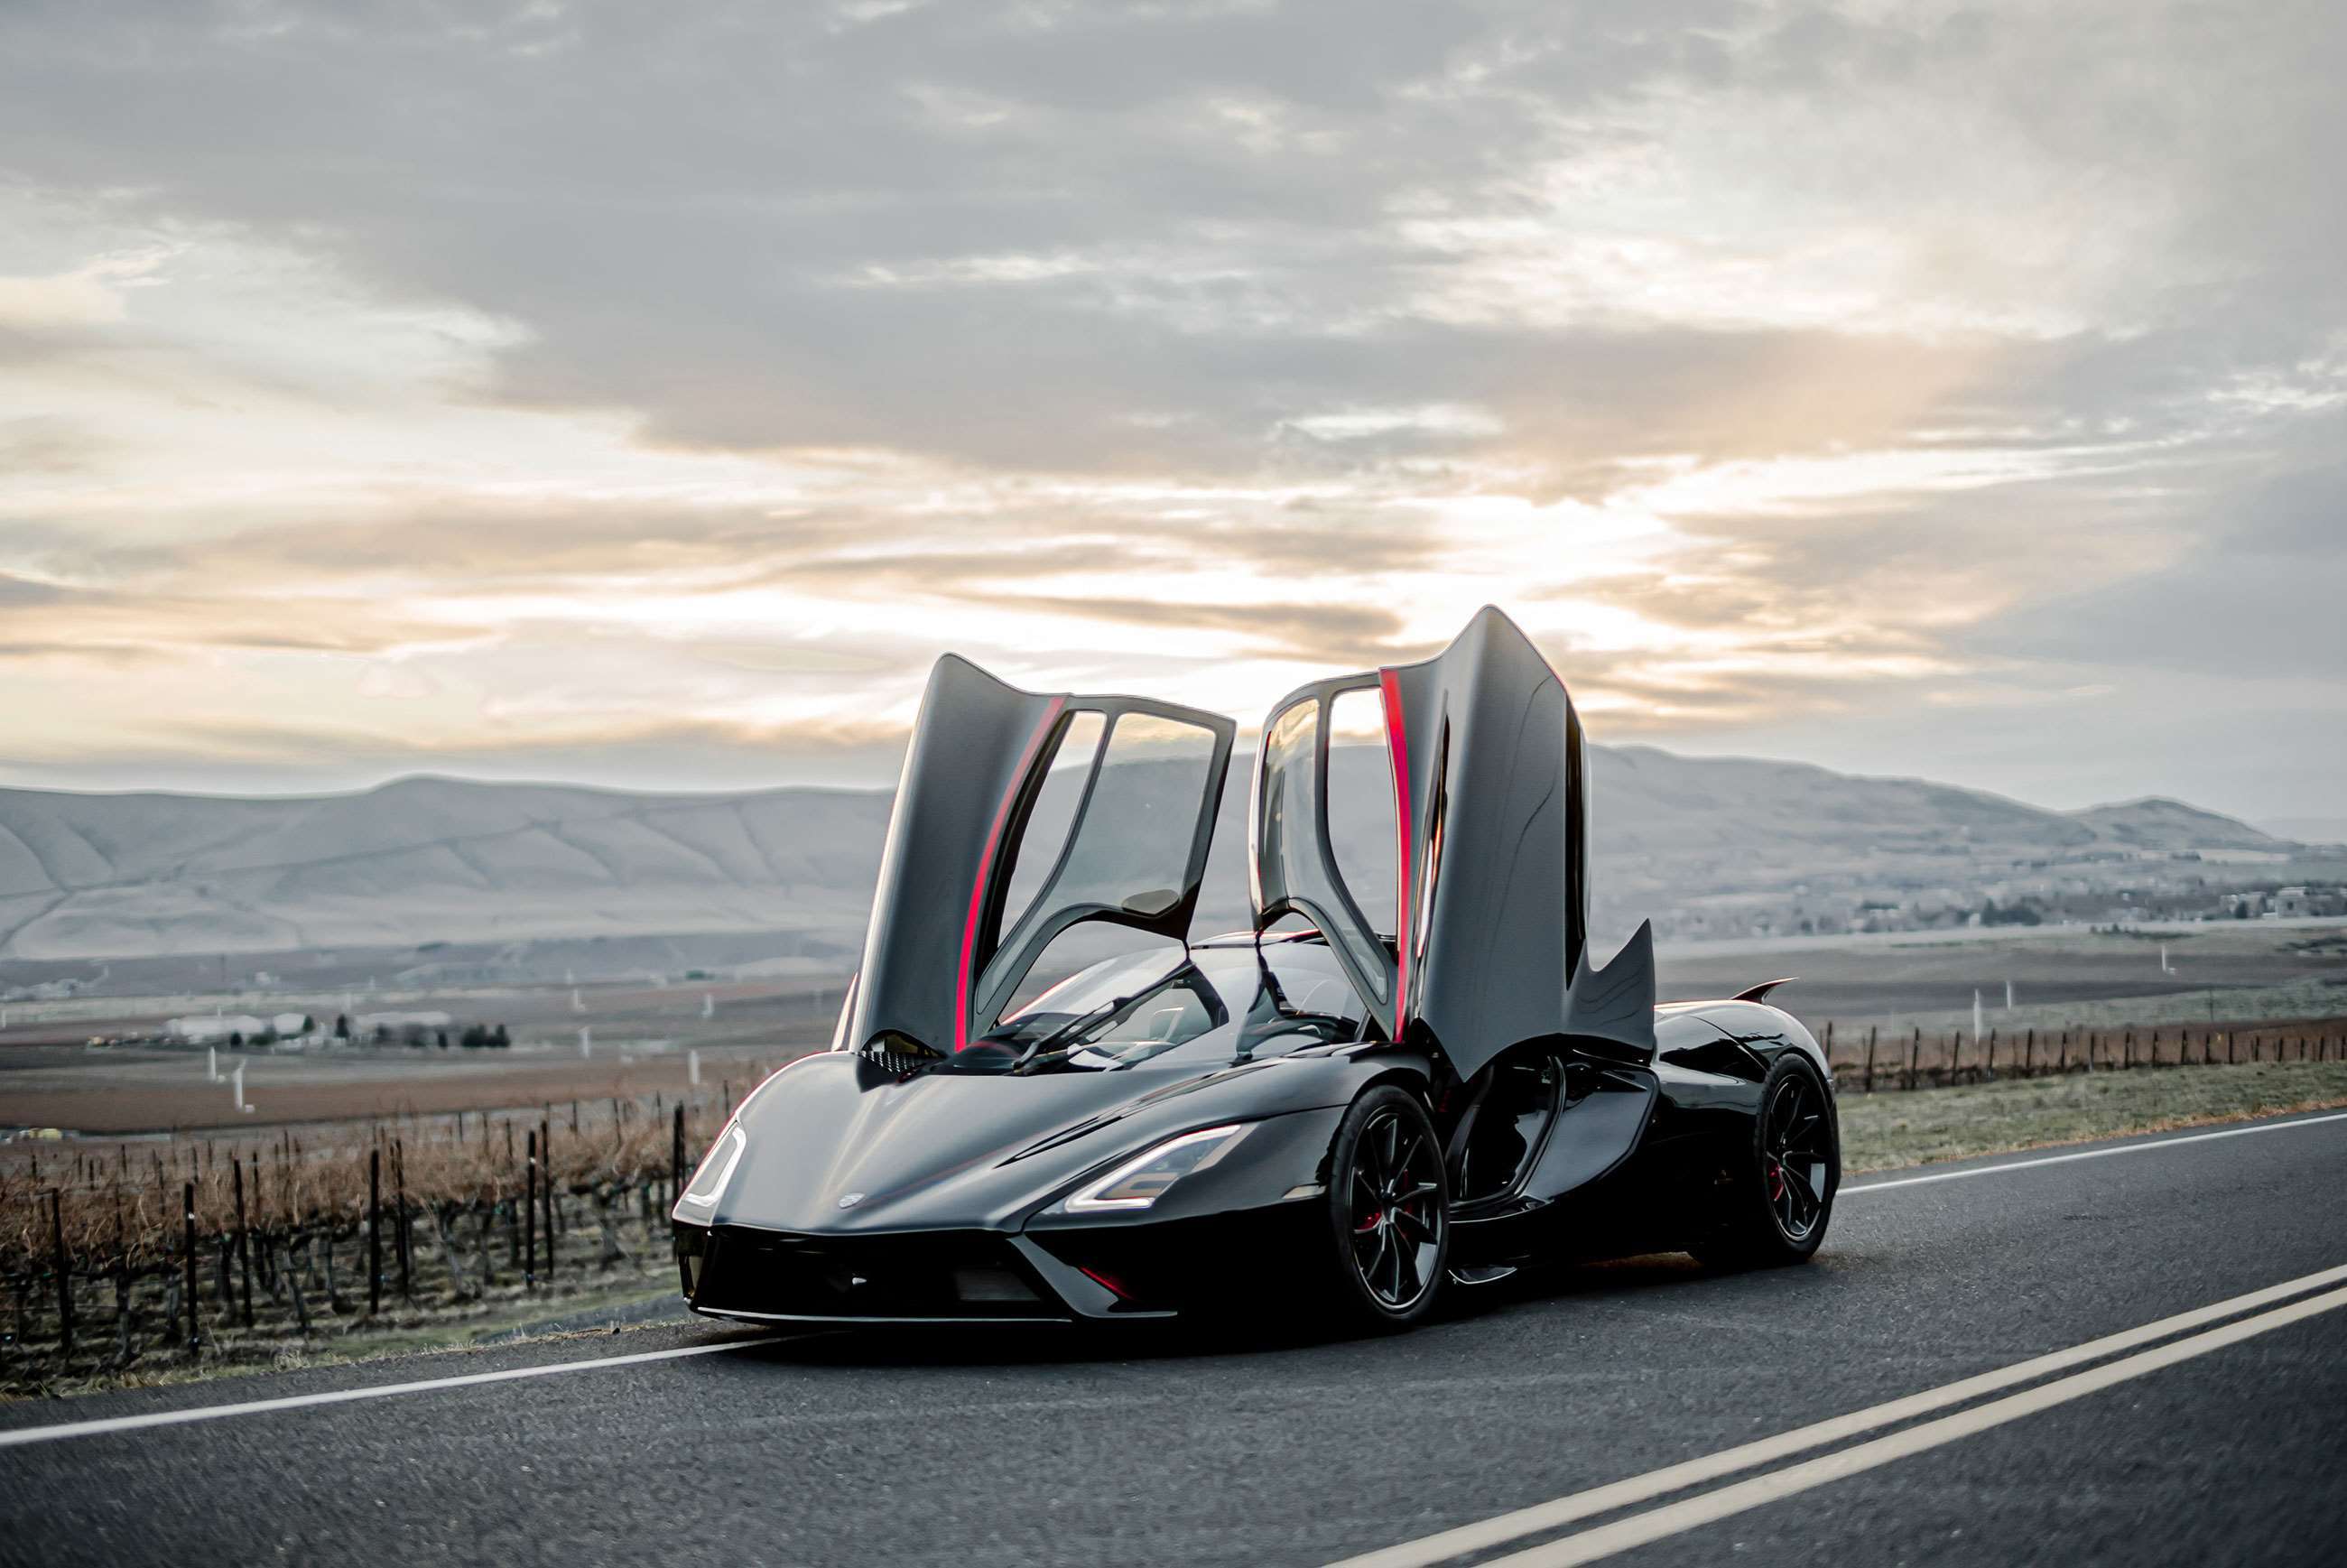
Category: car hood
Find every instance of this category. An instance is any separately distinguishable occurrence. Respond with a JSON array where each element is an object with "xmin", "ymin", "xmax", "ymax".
[{"xmin": 700, "ymin": 1050, "xmax": 1361, "ymax": 1235}]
